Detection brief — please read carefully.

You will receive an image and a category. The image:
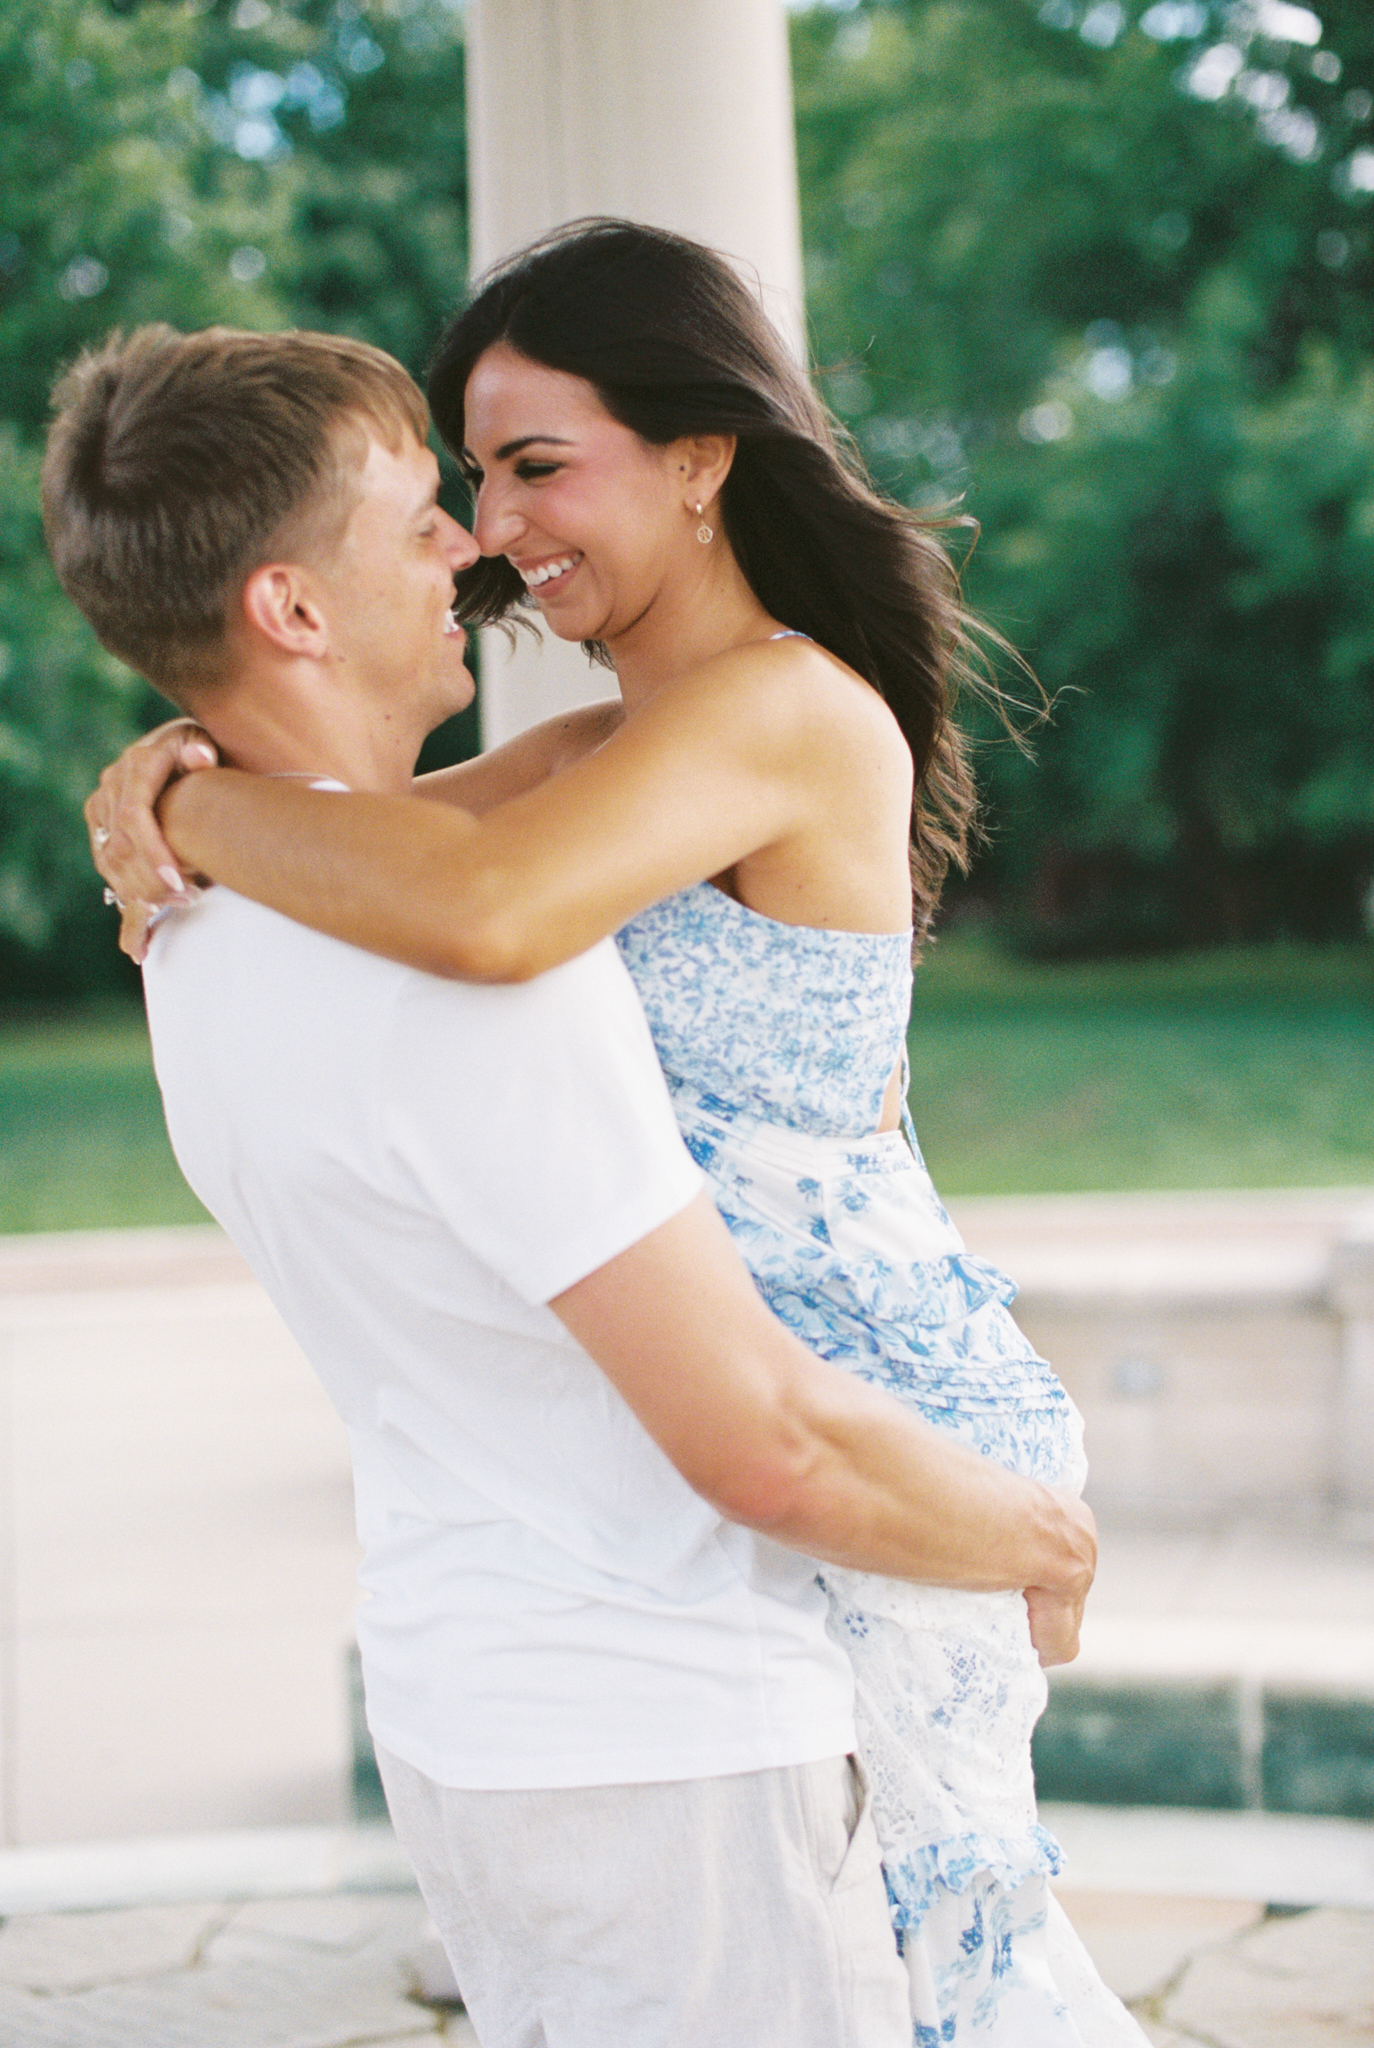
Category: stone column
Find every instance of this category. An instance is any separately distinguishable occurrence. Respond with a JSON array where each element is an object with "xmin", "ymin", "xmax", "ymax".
[
  {"xmin": 1330, "ymin": 1204, "xmax": 1374, "ymax": 1516},
  {"xmin": 465, "ymin": 0, "xmax": 804, "ymax": 745}
]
